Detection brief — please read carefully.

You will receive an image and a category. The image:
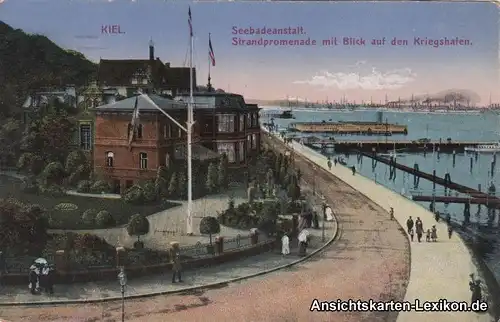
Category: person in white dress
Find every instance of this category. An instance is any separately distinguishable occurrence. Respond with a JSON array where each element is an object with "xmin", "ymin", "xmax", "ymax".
[
  {"xmin": 325, "ymin": 206, "xmax": 334, "ymax": 222},
  {"xmin": 281, "ymin": 234, "xmax": 290, "ymax": 255}
]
